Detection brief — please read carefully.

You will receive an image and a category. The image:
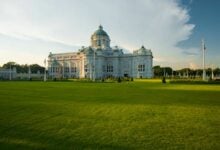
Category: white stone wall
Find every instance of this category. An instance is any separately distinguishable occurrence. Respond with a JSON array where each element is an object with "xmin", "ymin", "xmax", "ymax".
[
  {"xmin": 48, "ymin": 49, "xmax": 153, "ymax": 79},
  {"xmin": 47, "ymin": 26, "xmax": 153, "ymax": 79},
  {"xmin": 0, "ymin": 68, "xmax": 17, "ymax": 79}
]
